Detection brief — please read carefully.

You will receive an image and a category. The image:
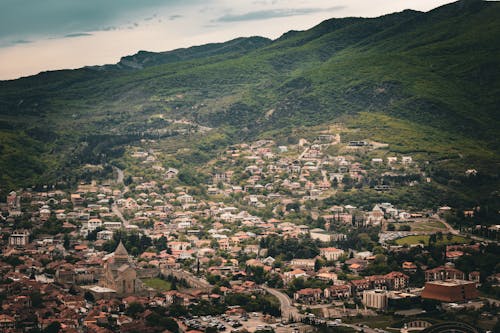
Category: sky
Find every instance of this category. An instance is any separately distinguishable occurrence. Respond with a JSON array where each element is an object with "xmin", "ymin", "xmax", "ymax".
[{"xmin": 0, "ymin": 0, "xmax": 456, "ymax": 80}]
